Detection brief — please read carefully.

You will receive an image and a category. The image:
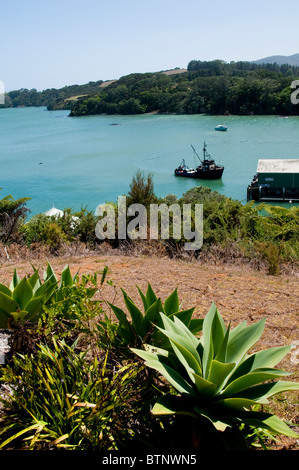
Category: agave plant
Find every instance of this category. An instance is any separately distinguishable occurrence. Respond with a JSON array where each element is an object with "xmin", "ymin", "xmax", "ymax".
[
  {"xmin": 132, "ymin": 303, "xmax": 299, "ymax": 450},
  {"xmin": 99, "ymin": 283, "xmax": 203, "ymax": 350},
  {"xmin": 0, "ymin": 262, "xmax": 78, "ymax": 328}
]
